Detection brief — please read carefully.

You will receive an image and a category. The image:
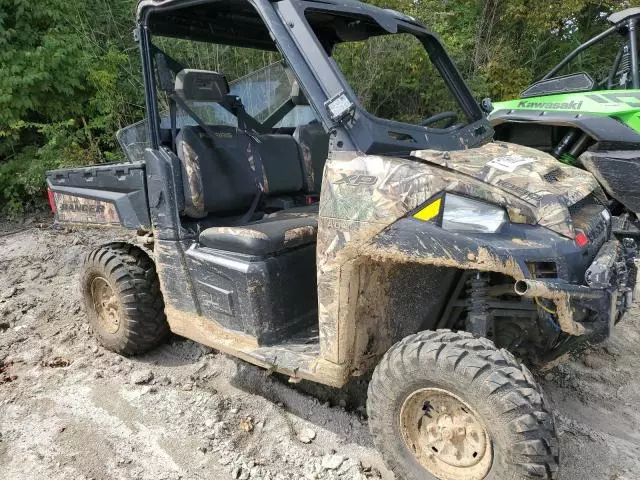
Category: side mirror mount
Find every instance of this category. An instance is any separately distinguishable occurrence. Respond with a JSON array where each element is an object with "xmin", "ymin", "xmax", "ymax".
[{"xmin": 480, "ymin": 97, "xmax": 494, "ymax": 114}]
